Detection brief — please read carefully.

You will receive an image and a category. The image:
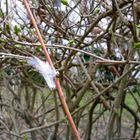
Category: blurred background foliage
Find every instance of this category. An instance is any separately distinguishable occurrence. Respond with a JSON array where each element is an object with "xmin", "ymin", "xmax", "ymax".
[{"xmin": 0, "ymin": 0, "xmax": 140, "ymax": 140}]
